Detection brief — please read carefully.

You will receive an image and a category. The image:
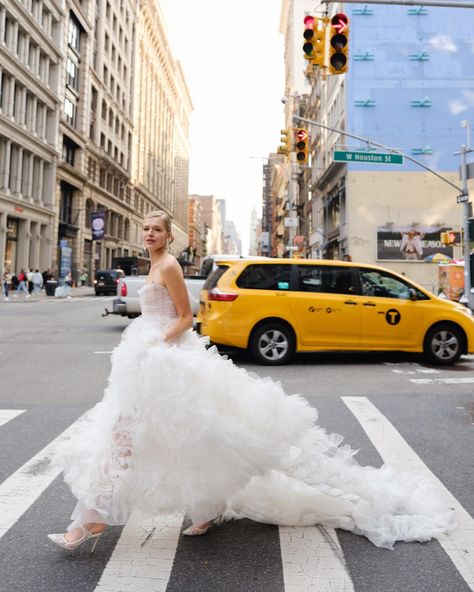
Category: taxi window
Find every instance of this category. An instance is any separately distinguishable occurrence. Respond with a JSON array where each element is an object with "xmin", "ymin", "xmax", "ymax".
[
  {"xmin": 297, "ymin": 266, "xmax": 355, "ymax": 294},
  {"xmin": 360, "ymin": 269, "xmax": 428, "ymax": 300},
  {"xmin": 236, "ymin": 264, "xmax": 291, "ymax": 290},
  {"xmin": 203, "ymin": 265, "xmax": 229, "ymax": 290}
]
